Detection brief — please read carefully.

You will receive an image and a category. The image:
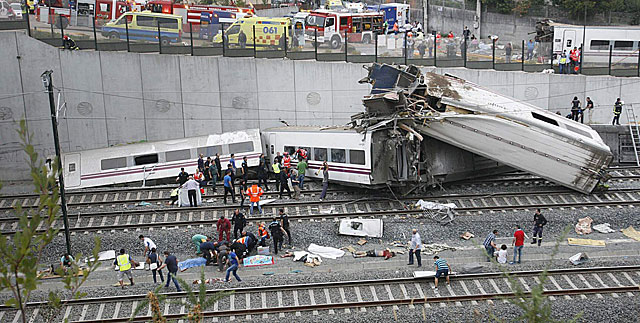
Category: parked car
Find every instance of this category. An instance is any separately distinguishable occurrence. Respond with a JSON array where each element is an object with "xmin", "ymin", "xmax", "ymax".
[
  {"xmin": 9, "ymin": 2, "xmax": 22, "ymax": 19},
  {"xmin": 0, "ymin": 0, "xmax": 17, "ymax": 20}
]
